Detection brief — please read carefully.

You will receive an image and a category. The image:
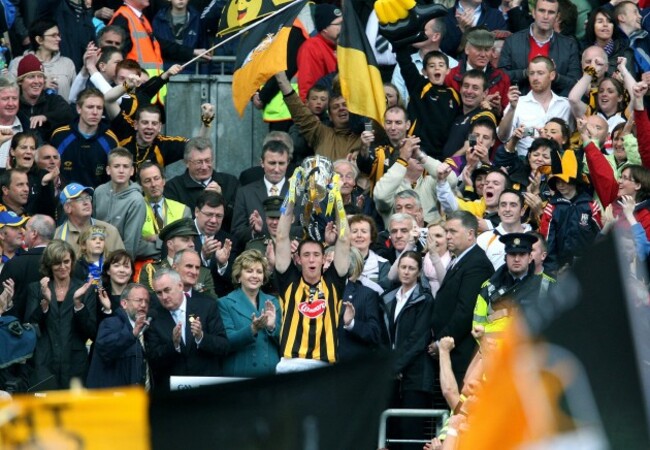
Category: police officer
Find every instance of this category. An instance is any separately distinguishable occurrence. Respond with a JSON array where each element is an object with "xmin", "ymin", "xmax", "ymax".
[
  {"xmin": 246, "ymin": 196, "xmax": 284, "ymax": 253},
  {"xmin": 472, "ymin": 232, "xmax": 555, "ymax": 337},
  {"xmin": 138, "ymin": 218, "xmax": 217, "ymax": 299}
]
